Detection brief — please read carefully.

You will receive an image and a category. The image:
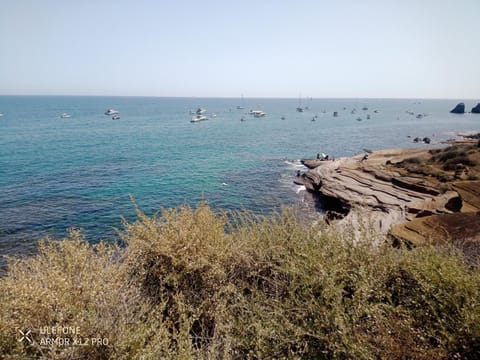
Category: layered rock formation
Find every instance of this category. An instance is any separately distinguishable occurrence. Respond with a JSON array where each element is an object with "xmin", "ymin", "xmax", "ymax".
[
  {"xmin": 297, "ymin": 145, "xmax": 480, "ymax": 249},
  {"xmin": 472, "ymin": 103, "xmax": 480, "ymax": 114}
]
